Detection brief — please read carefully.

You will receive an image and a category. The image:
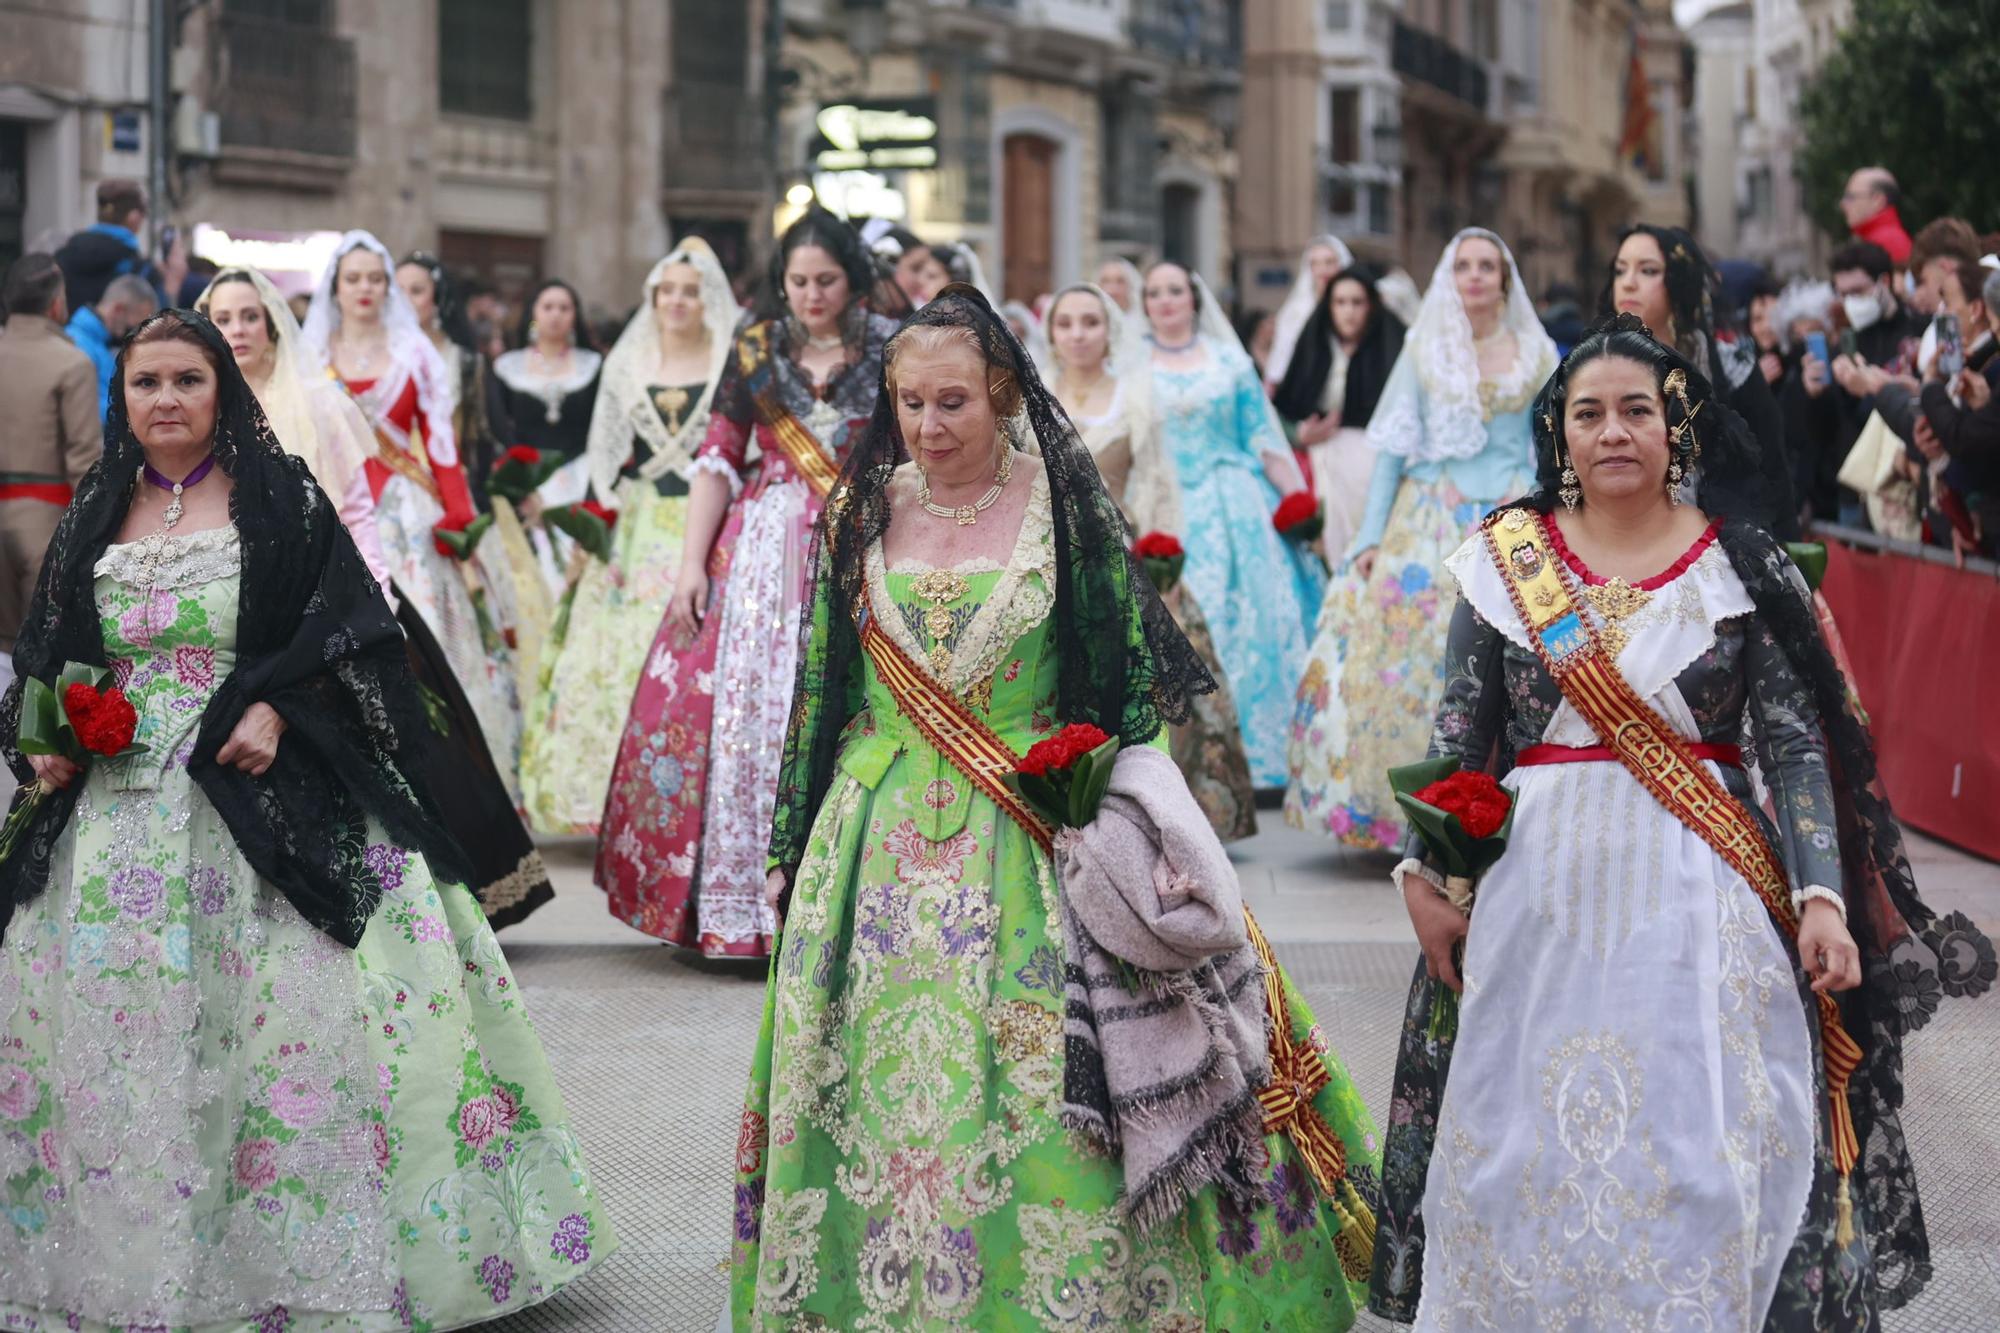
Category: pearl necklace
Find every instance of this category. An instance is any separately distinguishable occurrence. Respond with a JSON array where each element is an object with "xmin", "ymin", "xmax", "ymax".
[{"xmin": 918, "ymin": 448, "xmax": 1013, "ymax": 526}]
